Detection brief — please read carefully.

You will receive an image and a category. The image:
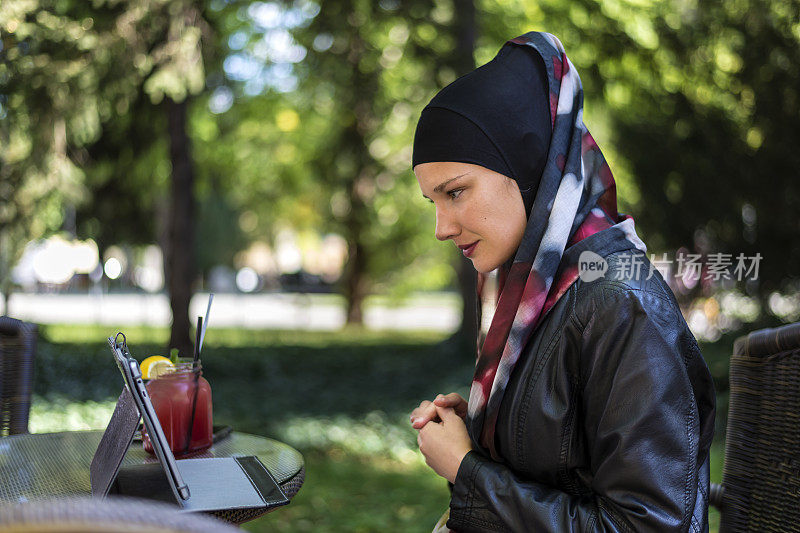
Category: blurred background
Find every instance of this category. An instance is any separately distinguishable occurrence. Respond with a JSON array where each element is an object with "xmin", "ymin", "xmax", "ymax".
[{"xmin": 1, "ymin": 0, "xmax": 799, "ymax": 531}]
